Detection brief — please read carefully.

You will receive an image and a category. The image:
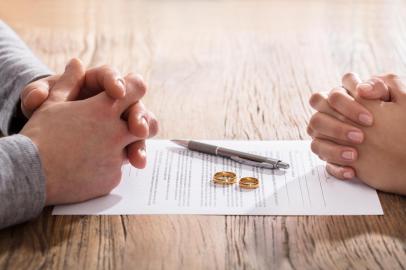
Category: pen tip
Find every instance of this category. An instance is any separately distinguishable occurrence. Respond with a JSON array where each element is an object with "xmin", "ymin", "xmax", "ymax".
[
  {"xmin": 171, "ymin": 139, "xmax": 189, "ymax": 148},
  {"xmin": 278, "ymin": 162, "xmax": 290, "ymax": 169}
]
